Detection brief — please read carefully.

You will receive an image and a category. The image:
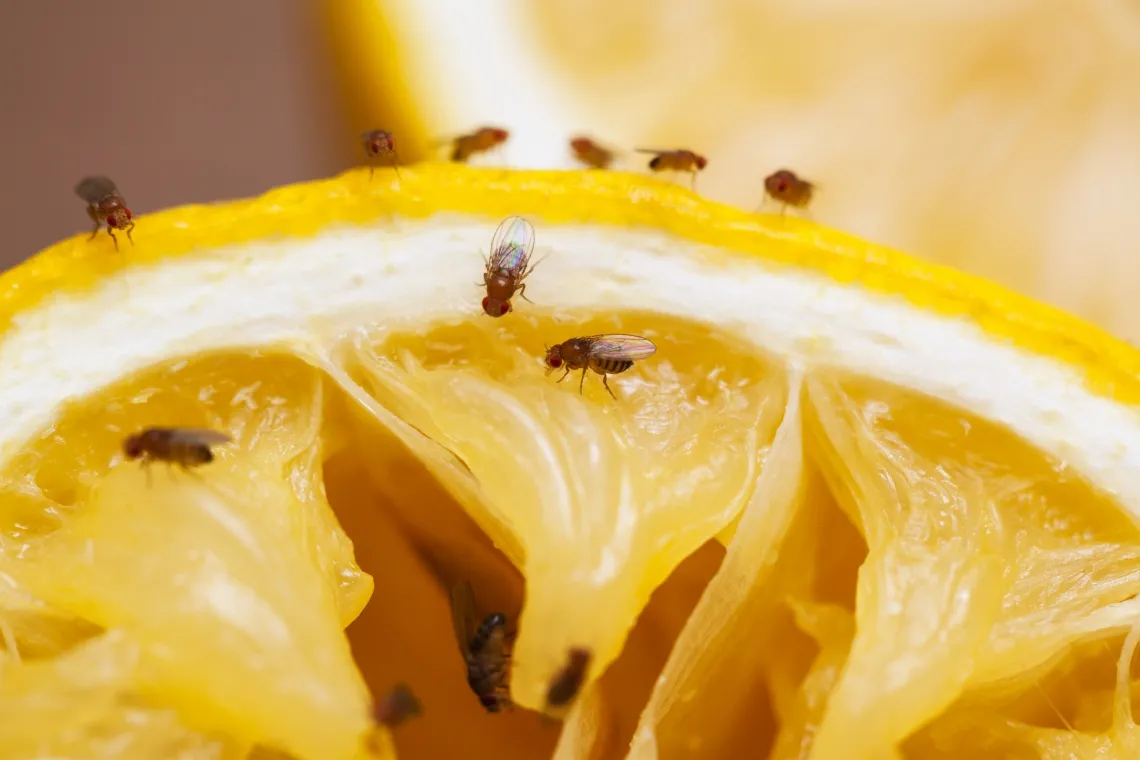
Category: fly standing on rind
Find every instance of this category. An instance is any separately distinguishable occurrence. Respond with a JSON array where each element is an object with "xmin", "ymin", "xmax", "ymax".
[
  {"xmin": 570, "ymin": 136, "xmax": 615, "ymax": 170},
  {"xmin": 360, "ymin": 130, "xmax": 402, "ymax": 179},
  {"xmin": 75, "ymin": 175, "xmax": 135, "ymax": 250},
  {"xmin": 762, "ymin": 169, "xmax": 816, "ymax": 217},
  {"xmin": 634, "ymin": 148, "xmax": 708, "ymax": 190},
  {"xmin": 448, "ymin": 127, "xmax": 510, "ymax": 163}
]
